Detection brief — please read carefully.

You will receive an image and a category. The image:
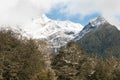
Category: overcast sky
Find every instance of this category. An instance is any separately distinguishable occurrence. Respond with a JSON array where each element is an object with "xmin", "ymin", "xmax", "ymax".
[{"xmin": 0, "ymin": 0, "xmax": 120, "ymax": 29}]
